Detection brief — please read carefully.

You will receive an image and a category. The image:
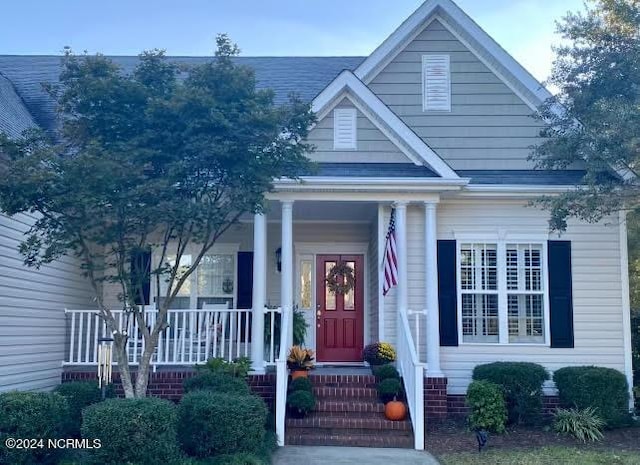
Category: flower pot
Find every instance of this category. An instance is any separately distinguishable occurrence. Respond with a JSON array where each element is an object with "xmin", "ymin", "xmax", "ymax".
[{"xmin": 291, "ymin": 370, "xmax": 309, "ymax": 380}]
